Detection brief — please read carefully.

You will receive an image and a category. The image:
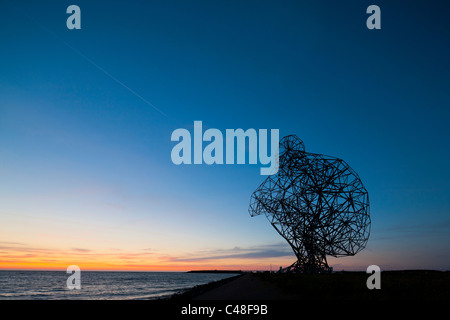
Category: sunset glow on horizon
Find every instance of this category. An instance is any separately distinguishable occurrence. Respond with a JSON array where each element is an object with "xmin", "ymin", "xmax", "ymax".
[{"xmin": 0, "ymin": 240, "xmax": 297, "ymax": 272}]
